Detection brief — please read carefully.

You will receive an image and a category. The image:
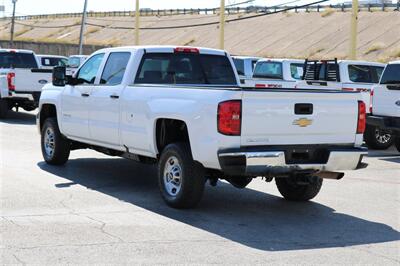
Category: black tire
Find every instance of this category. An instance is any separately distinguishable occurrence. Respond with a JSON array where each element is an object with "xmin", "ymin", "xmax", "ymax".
[
  {"xmin": 0, "ymin": 98, "xmax": 9, "ymax": 119},
  {"xmin": 364, "ymin": 125, "xmax": 394, "ymax": 150},
  {"xmin": 395, "ymin": 137, "xmax": 400, "ymax": 152},
  {"xmin": 158, "ymin": 142, "xmax": 205, "ymax": 209},
  {"xmin": 41, "ymin": 117, "xmax": 70, "ymax": 165},
  {"xmin": 275, "ymin": 176, "xmax": 323, "ymax": 201}
]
